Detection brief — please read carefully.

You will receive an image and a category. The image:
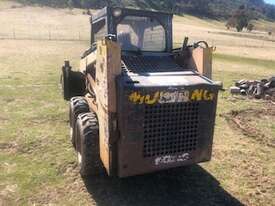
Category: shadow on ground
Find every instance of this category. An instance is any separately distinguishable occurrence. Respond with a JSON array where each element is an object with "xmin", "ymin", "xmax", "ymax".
[{"xmin": 83, "ymin": 165, "xmax": 244, "ymax": 206}]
